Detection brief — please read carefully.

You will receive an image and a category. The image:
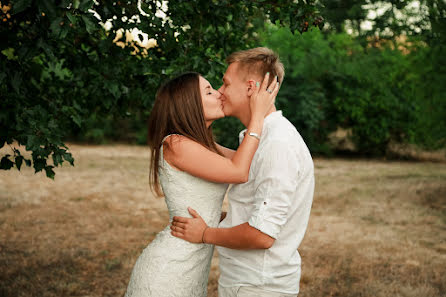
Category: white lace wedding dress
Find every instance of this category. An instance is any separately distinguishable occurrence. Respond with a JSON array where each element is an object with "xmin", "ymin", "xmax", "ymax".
[{"xmin": 125, "ymin": 139, "xmax": 228, "ymax": 297}]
